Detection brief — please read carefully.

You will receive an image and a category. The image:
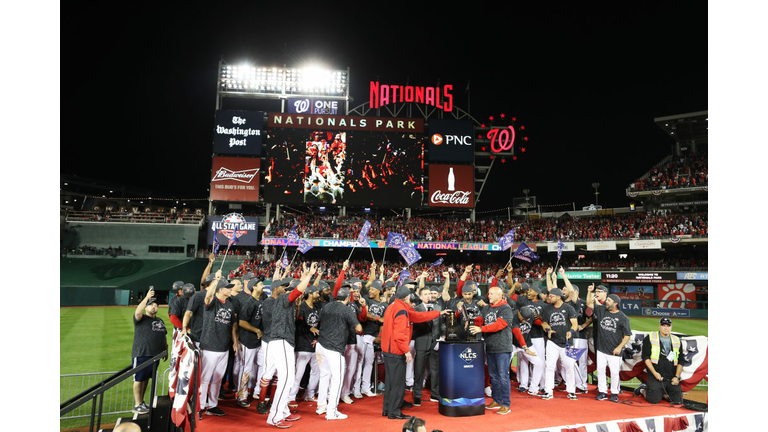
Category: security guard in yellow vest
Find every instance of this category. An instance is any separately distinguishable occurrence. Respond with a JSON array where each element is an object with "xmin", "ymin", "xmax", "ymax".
[{"xmin": 635, "ymin": 317, "xmax": 683, "ymax": 404}]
